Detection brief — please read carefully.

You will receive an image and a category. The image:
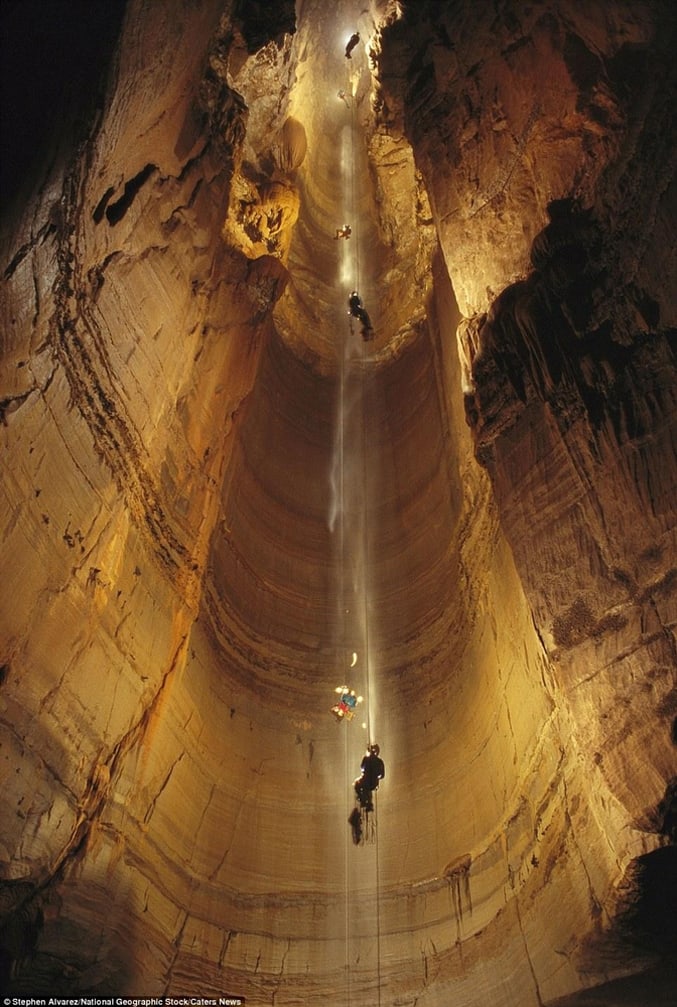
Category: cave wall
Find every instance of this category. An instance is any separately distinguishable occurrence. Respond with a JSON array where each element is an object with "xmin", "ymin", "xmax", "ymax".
[
  {"xmin": 1, "ymin": 0, "xmax": 675, "ymax": 1003},
  {"xmin": 0, "ymin": 0, "xmax": 283, "ymax": 989},
  {"xmin": 374, "ymin": 0, "xmax": 677, "ymax": 993},
  {"xmin": 375, "ymin": 0, "xmax": 677, "ymax": 832}
]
